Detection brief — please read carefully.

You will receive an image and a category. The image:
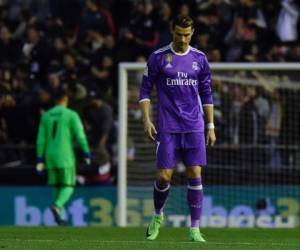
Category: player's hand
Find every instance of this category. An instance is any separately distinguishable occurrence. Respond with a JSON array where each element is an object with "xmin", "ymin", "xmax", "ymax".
[
  {"xmin": 36, "ymin": 157, "xmax": 45, "ymax": 175},
  {"xmin": 84, "ymin": 152, "xmax": 92, "ymax": 166},
  {"xmin": 143, "ymin": 118, "xmax": 157, "ymax": 141},
  {"xmin": 36, "ymin": 162, "xmax": 45, "ymax": 176},
  {"xmin": 77, "ymin": 175, "xmax": 86, "ymax": 185},
  {"xmin": 206, "ymin": 128, "xmax": 216, "ymax": 147}
]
